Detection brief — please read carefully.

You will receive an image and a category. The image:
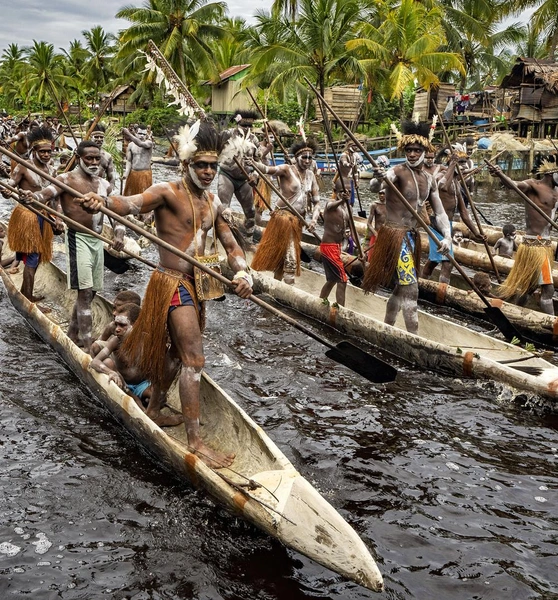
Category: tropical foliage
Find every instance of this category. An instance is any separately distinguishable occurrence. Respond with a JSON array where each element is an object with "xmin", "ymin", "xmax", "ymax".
[{"xmin": 0, "ymin": 0, "xmax": 554, "ymax": 128}]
